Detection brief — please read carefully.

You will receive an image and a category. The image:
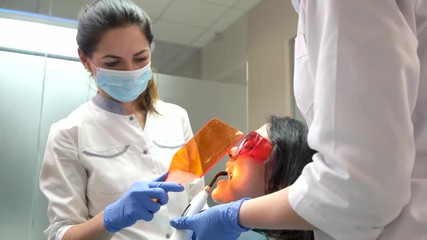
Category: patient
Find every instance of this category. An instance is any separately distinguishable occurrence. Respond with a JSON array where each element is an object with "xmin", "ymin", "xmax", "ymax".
[{"xmin": 212, "ymin": 115, "xmax": 316, "ymax": 240}]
